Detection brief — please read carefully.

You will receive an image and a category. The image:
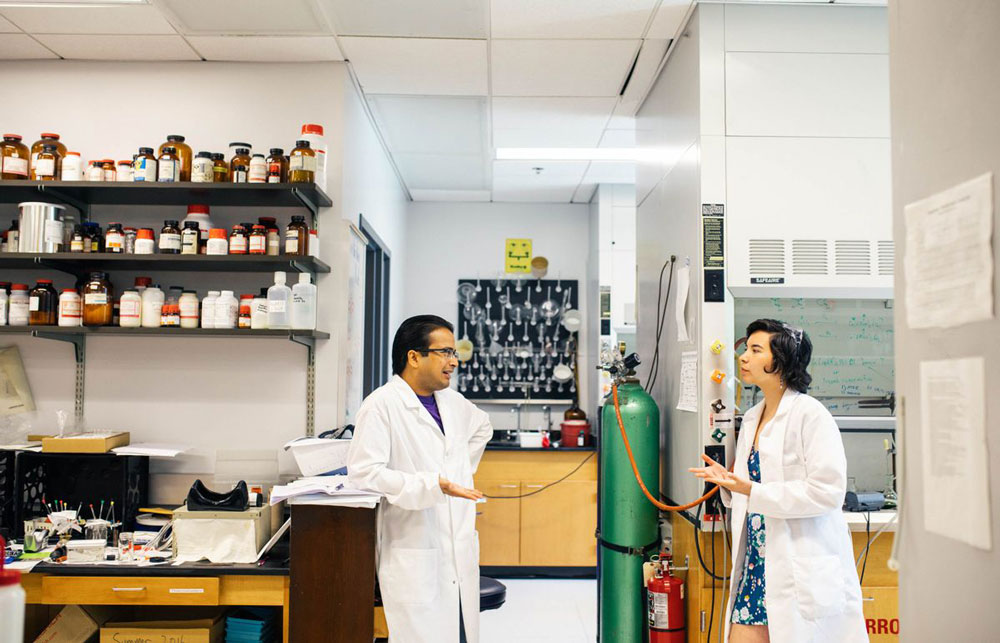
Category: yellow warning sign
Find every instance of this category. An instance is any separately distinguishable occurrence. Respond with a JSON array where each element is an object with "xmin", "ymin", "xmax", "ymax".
[{"xmin": 505, "ymin": 238, "xmax": 532, "ymax": 273}]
